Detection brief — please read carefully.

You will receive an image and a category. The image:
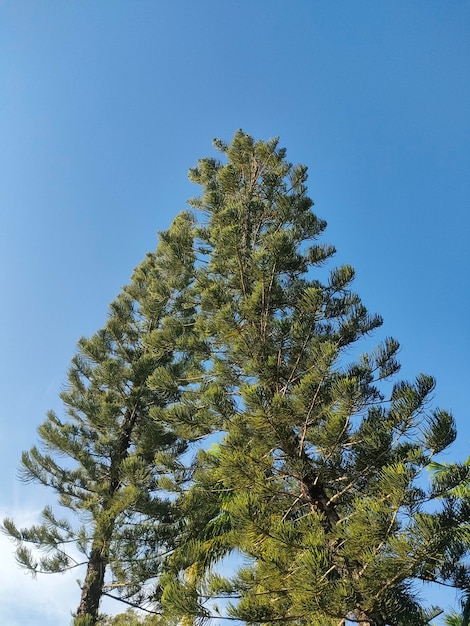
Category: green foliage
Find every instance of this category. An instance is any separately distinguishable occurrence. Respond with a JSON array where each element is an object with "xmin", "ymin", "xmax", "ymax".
[
  {"xmin": 428, "ymin": 458, "xmax": 470, "ymax": 626},
  {"xmin": 162, "ymin": 131, "xmax": 463, "ymax": 625},
  {"xmin": 3, "ymin": 213, "xmax": 201, "ymax": 624},
  {"xmin": 98, "ymin": 609, "xmax": 175, "ymax": 626},
  {"xmin": 4, "ymin": 131, "xmax": 467, "ymax": 626}
]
